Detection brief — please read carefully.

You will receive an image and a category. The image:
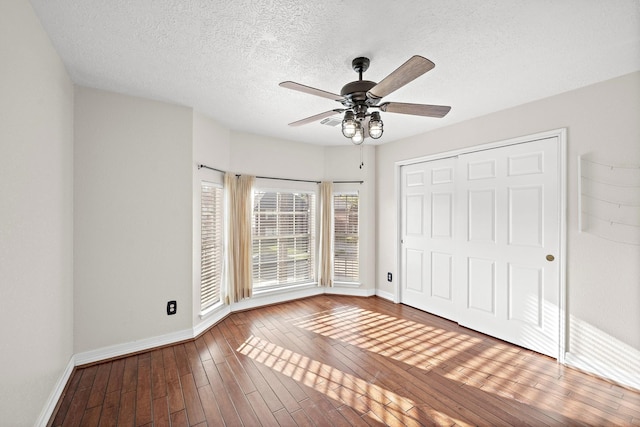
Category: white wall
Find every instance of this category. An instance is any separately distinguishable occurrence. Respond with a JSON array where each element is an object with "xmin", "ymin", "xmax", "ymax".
[
  {"xmin": 193, "ymin": 110, "xmax": 231, "ymax": 172},
  {"xmin": 74, "ymin": 87, "xmax": 194, "ymax": 353},
  {"xmin": 0, "ymin": 0, "xmax": 74, "ymax": 425},
  {"xmin": 376, "ymin": 72, "xmax": 640, "ymax": 387},
  {"xmin": 230, "ymin": 131, "xmax": 326, "ymax": 178},
  {"xmin": 192, "ymin": 112, "xmax": 231, "ymax": 327}
]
